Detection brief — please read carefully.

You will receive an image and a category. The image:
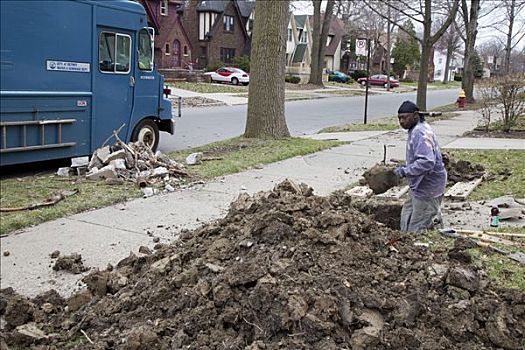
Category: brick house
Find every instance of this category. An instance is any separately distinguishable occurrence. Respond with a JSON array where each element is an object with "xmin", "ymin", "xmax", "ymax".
[
  {"xmin": 139, "ymin": 0, "xmax": 193, "ymax": 69},
  {"xmin": 183, "ymin": 0, "xmax": 254, "ymax": 70}
]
